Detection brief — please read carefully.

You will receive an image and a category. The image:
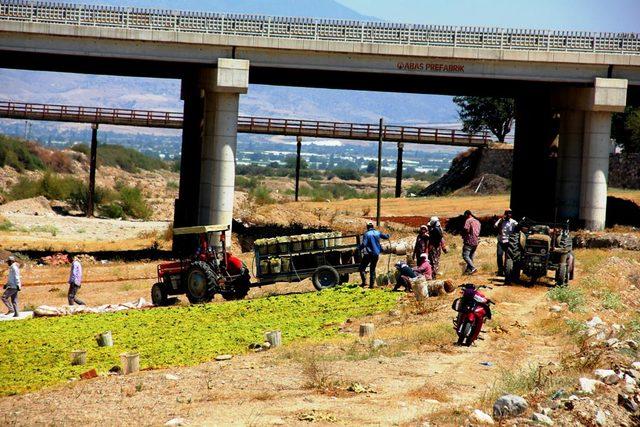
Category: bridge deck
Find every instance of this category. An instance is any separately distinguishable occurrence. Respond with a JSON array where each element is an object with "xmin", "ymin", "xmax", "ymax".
[
  {"xmin": 0, "ymin": 101, "xmax": 489, "ymax": 147},
  {"xmin": 1, "ymin": 0, "xmax": 638, "ymax": 55}
]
